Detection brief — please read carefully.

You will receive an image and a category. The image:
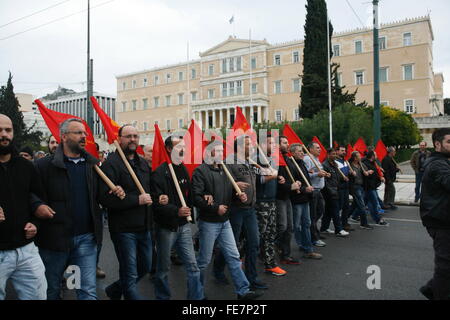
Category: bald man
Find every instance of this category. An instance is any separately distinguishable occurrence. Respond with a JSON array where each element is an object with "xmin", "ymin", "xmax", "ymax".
[{"xmin": 0, "ymin": 114, "xmax": 47, "ymax": 300}]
